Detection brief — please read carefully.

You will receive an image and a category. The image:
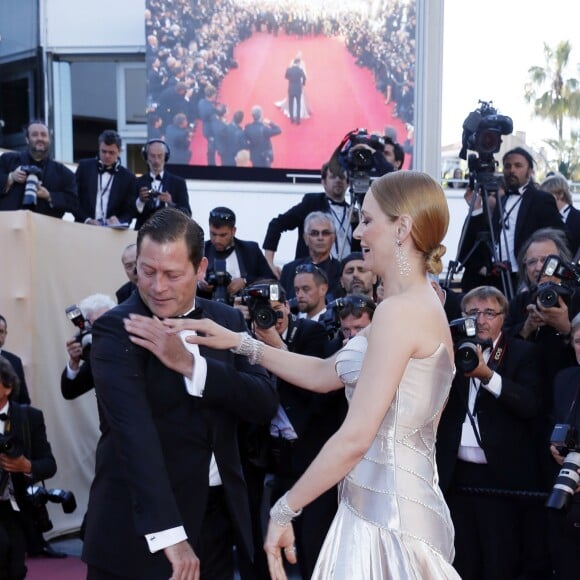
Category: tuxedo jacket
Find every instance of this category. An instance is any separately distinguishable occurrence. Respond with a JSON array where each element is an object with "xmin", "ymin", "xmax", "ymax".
[
  {"xmin": 564, "ymin": 205, "xmax": 580, "ymax": 259},
  {"xmin": 243, "ymin": 121, "xmax": 281, "ymax": 168},
  {"xmin": 280, "ymin": 256, "xmax": 341, "ymax": 300},
  {"xmin": 276, "ymin": 316, "xmax": 346, "ymax": 473},
  {"xmin": 552, "ymin": 366, "xmax": 580, "ymax": 435},
  {"xmin": 263, "ymin": 192, "xmax": 361, "ymax": 259},
  {"xmin": 134, "ymin": 171, "xmax": 191, "ymax": 230},
  {"xmin": 74, "ymin": 158, "xmax": 137, "ymax": 224},
  {"xmin": 203, "ymin": 238, "xmax": 275, "ymax": 286},
  {"xmin": 0, "ymin": 151, "xmax": 78, "ymax": 218},
  {"xmin": 82, "ymin": 293, "xmax": 277, "ymax": 579},
  {"xmin": 285, "ymin": 65, "xmax": 306, "ymax": 95},
  {"xmin": 458, "ymin": 184, "xmax": 563, "ymax": 290},
  {"xmin": 0, "ymin": 351, "xmax": 30, "ymax": 405},
  {"xmin": 4, "ymin": 403, "xmax": 57, "ymax": 509},
  {"xmin": 437, "ymin": 334, "xmax": 542, "ymax": 493},
  {"xmin": 115, "ymin": 281, "xmax": 136, "ymax": 304}
]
